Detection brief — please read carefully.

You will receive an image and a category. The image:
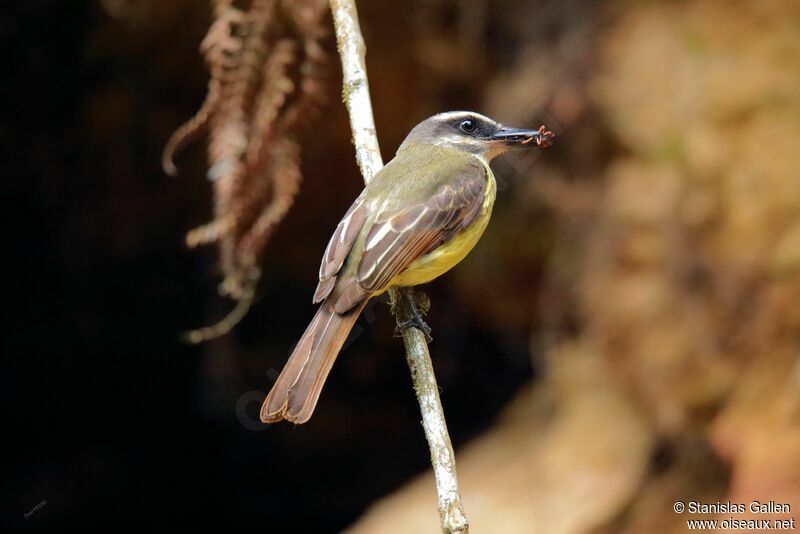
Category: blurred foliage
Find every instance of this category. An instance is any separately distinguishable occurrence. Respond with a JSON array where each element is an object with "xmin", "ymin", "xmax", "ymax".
[{"xmin": 164, "ymin": 0, "xmax": 329, "ymax": 342}]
